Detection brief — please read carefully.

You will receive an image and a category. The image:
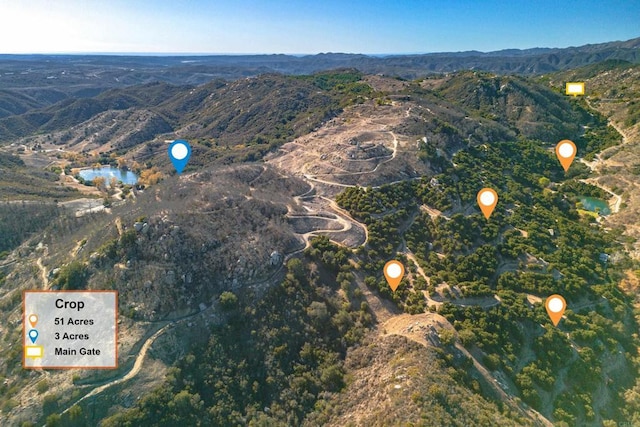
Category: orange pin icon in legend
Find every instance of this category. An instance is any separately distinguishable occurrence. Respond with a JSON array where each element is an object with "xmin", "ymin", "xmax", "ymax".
[
  {"xmin": 384, "ymin": 260, "xmax": 405, "ymax": 292},
  {"xmin": 28, "ymin": 314, "xmax": 38, "ymax": 328},
  {"xmin": 545, "ymin": 294, "xmax": 566, "ymax": 326},
  {"xmin": 477, "ymin": 188, "xmax": 498, "ymax": 219},
  {"xmin": 556, "ymin": 139, "xmax": 577, "ymax": 172}
]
